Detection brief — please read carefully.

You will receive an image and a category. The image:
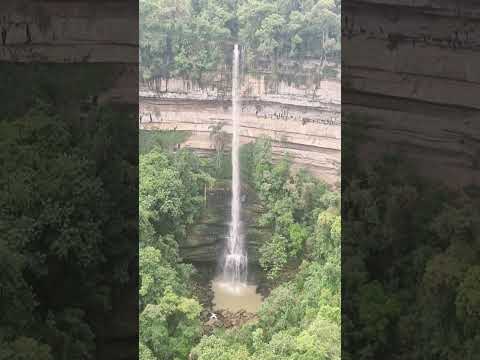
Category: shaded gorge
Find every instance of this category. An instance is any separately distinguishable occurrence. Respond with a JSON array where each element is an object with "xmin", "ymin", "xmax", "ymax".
[{"xmin": 180, "ymin": 180, "xmax": 270, "ymax": 313}]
